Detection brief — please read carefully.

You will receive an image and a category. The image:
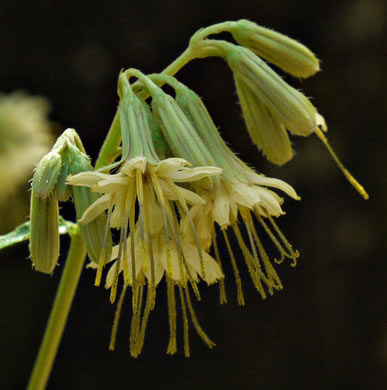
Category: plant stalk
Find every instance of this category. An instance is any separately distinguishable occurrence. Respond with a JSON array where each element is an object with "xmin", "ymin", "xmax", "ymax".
[{"xmin": 27, "ymin": 229, "xmax": 87, "ymax": 390}]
